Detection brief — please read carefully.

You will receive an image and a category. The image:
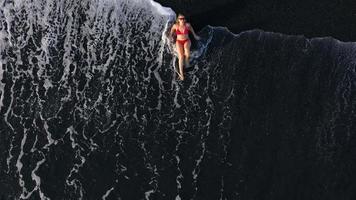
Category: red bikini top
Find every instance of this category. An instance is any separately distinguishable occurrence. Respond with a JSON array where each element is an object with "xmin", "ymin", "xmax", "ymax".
[{"xmin": 176, "ymin": 25, "xmax": 189, "ymax": 35}]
